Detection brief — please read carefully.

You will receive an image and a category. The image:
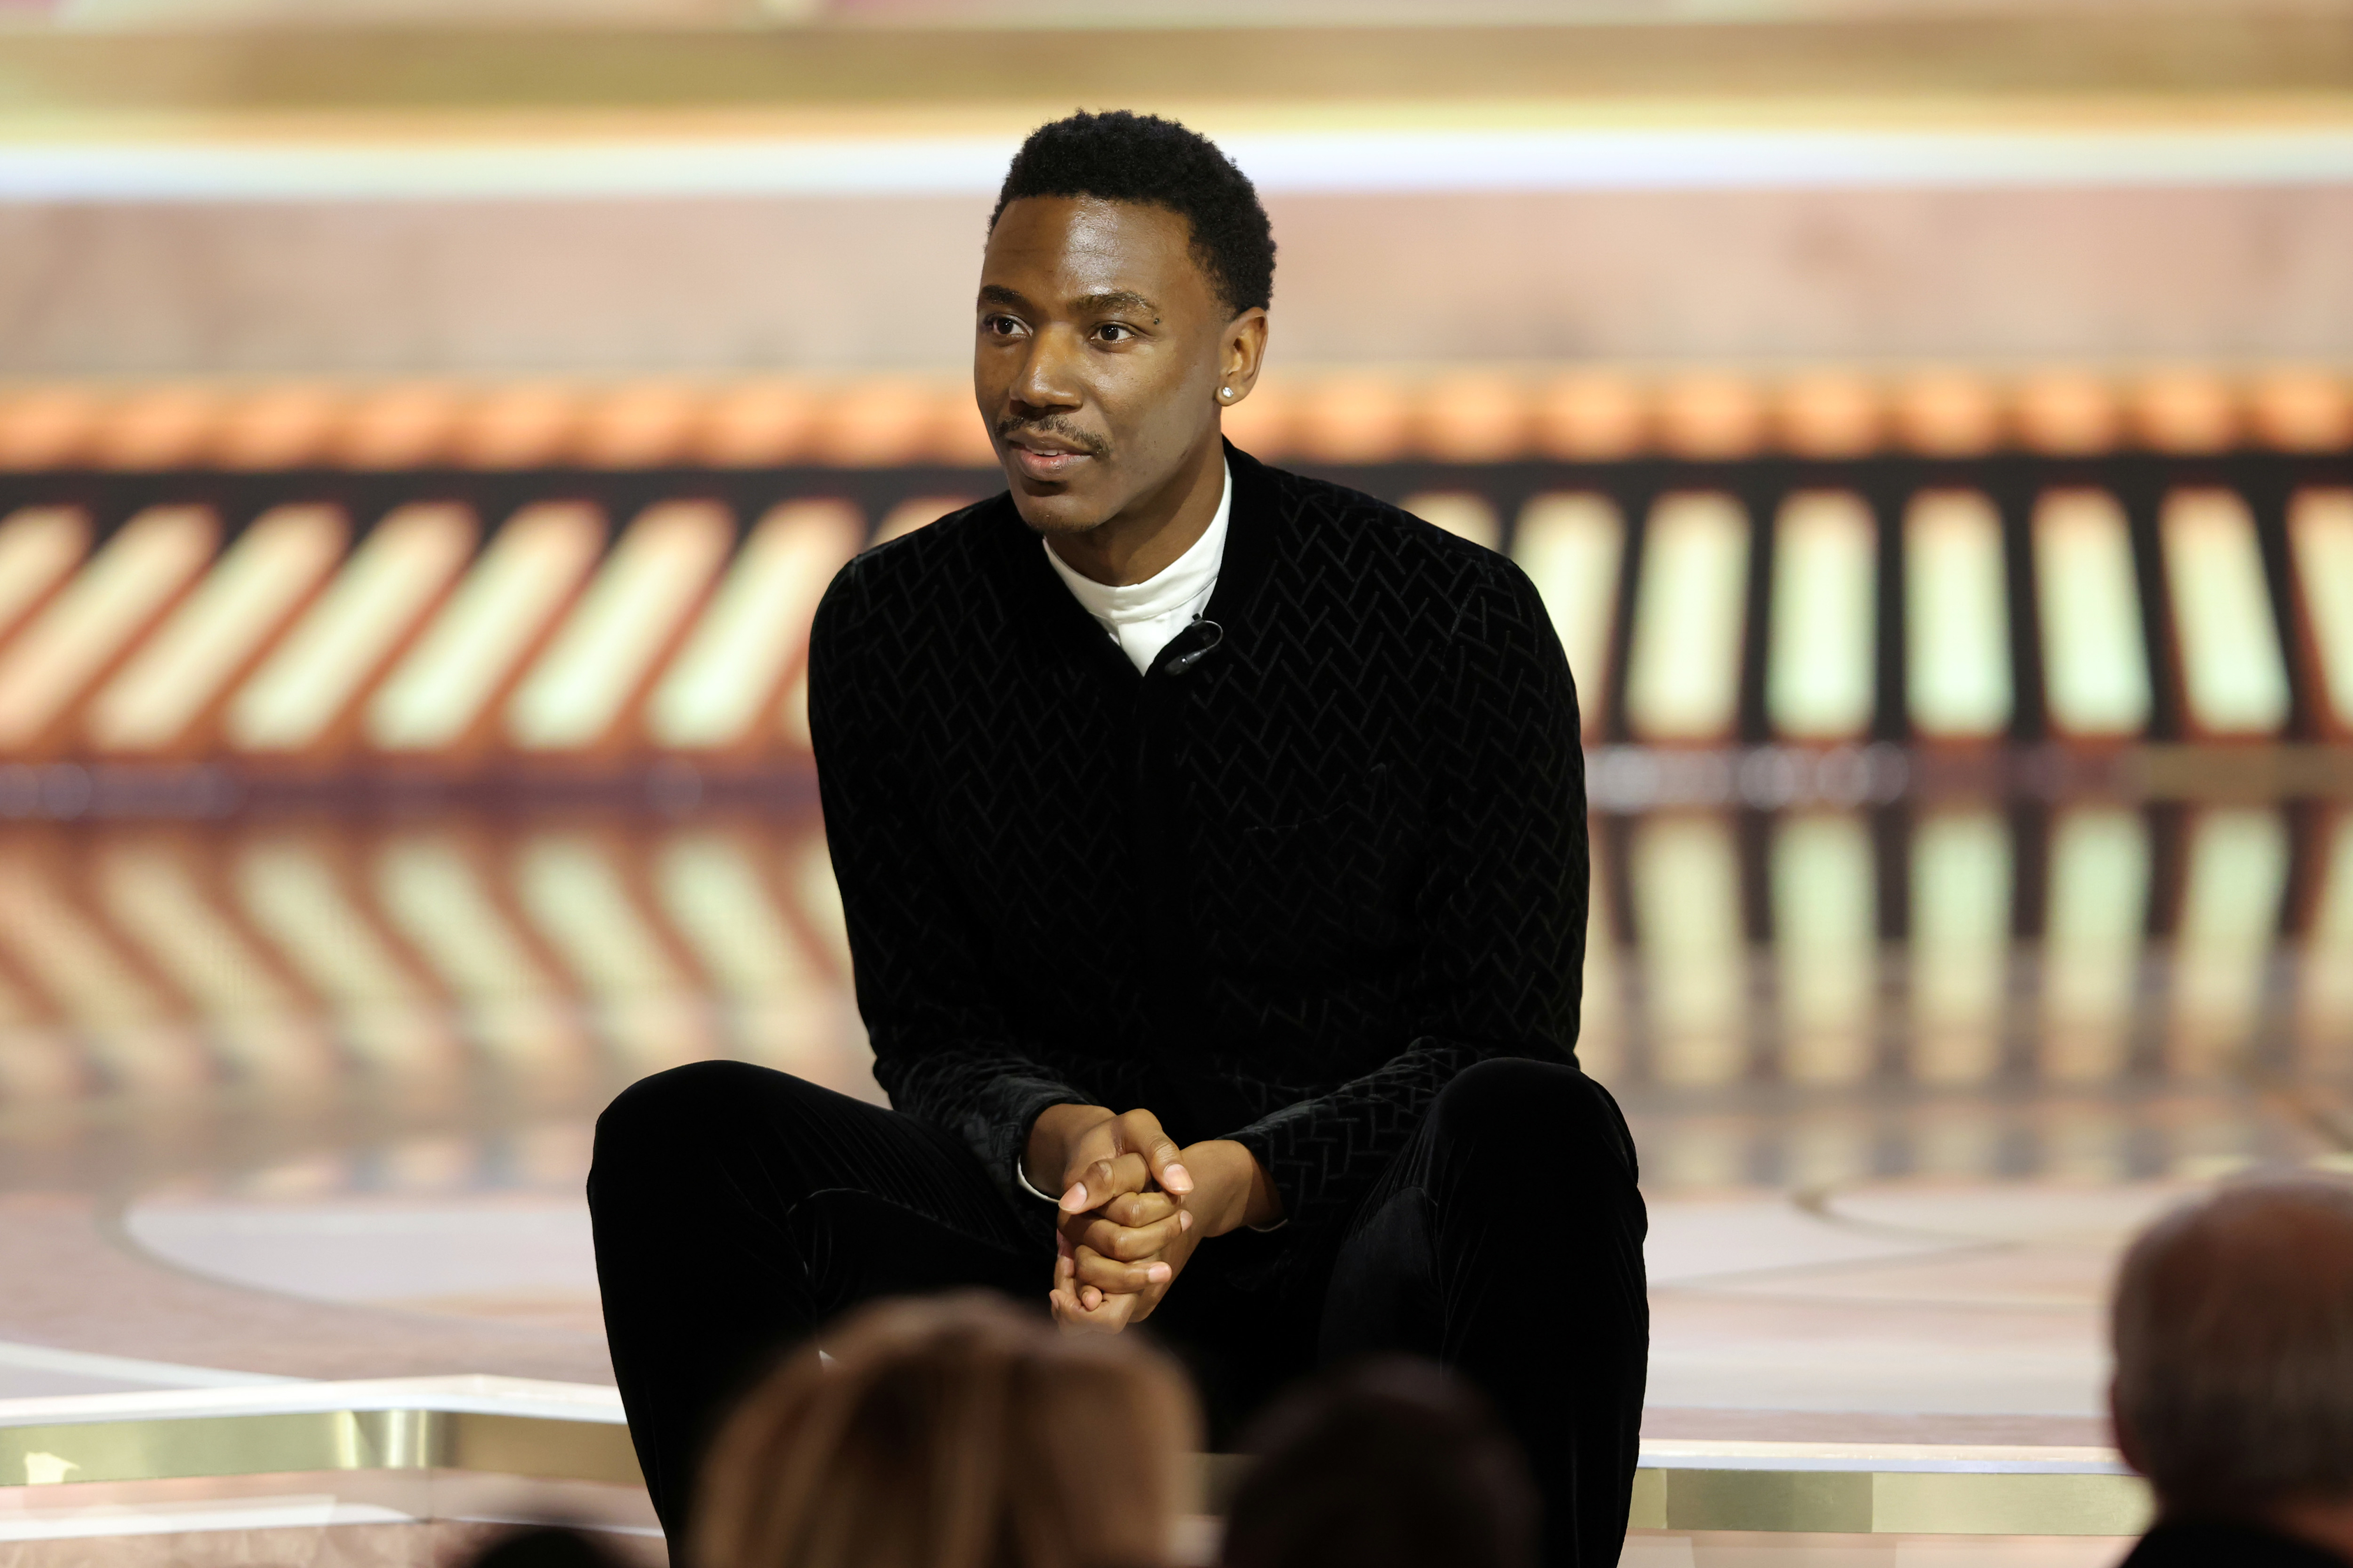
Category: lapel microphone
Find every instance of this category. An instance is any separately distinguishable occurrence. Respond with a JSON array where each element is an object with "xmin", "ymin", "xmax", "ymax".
[{"xmin": 1164, "ymin": 619, "xmax": 1224, "ymax": 676}]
